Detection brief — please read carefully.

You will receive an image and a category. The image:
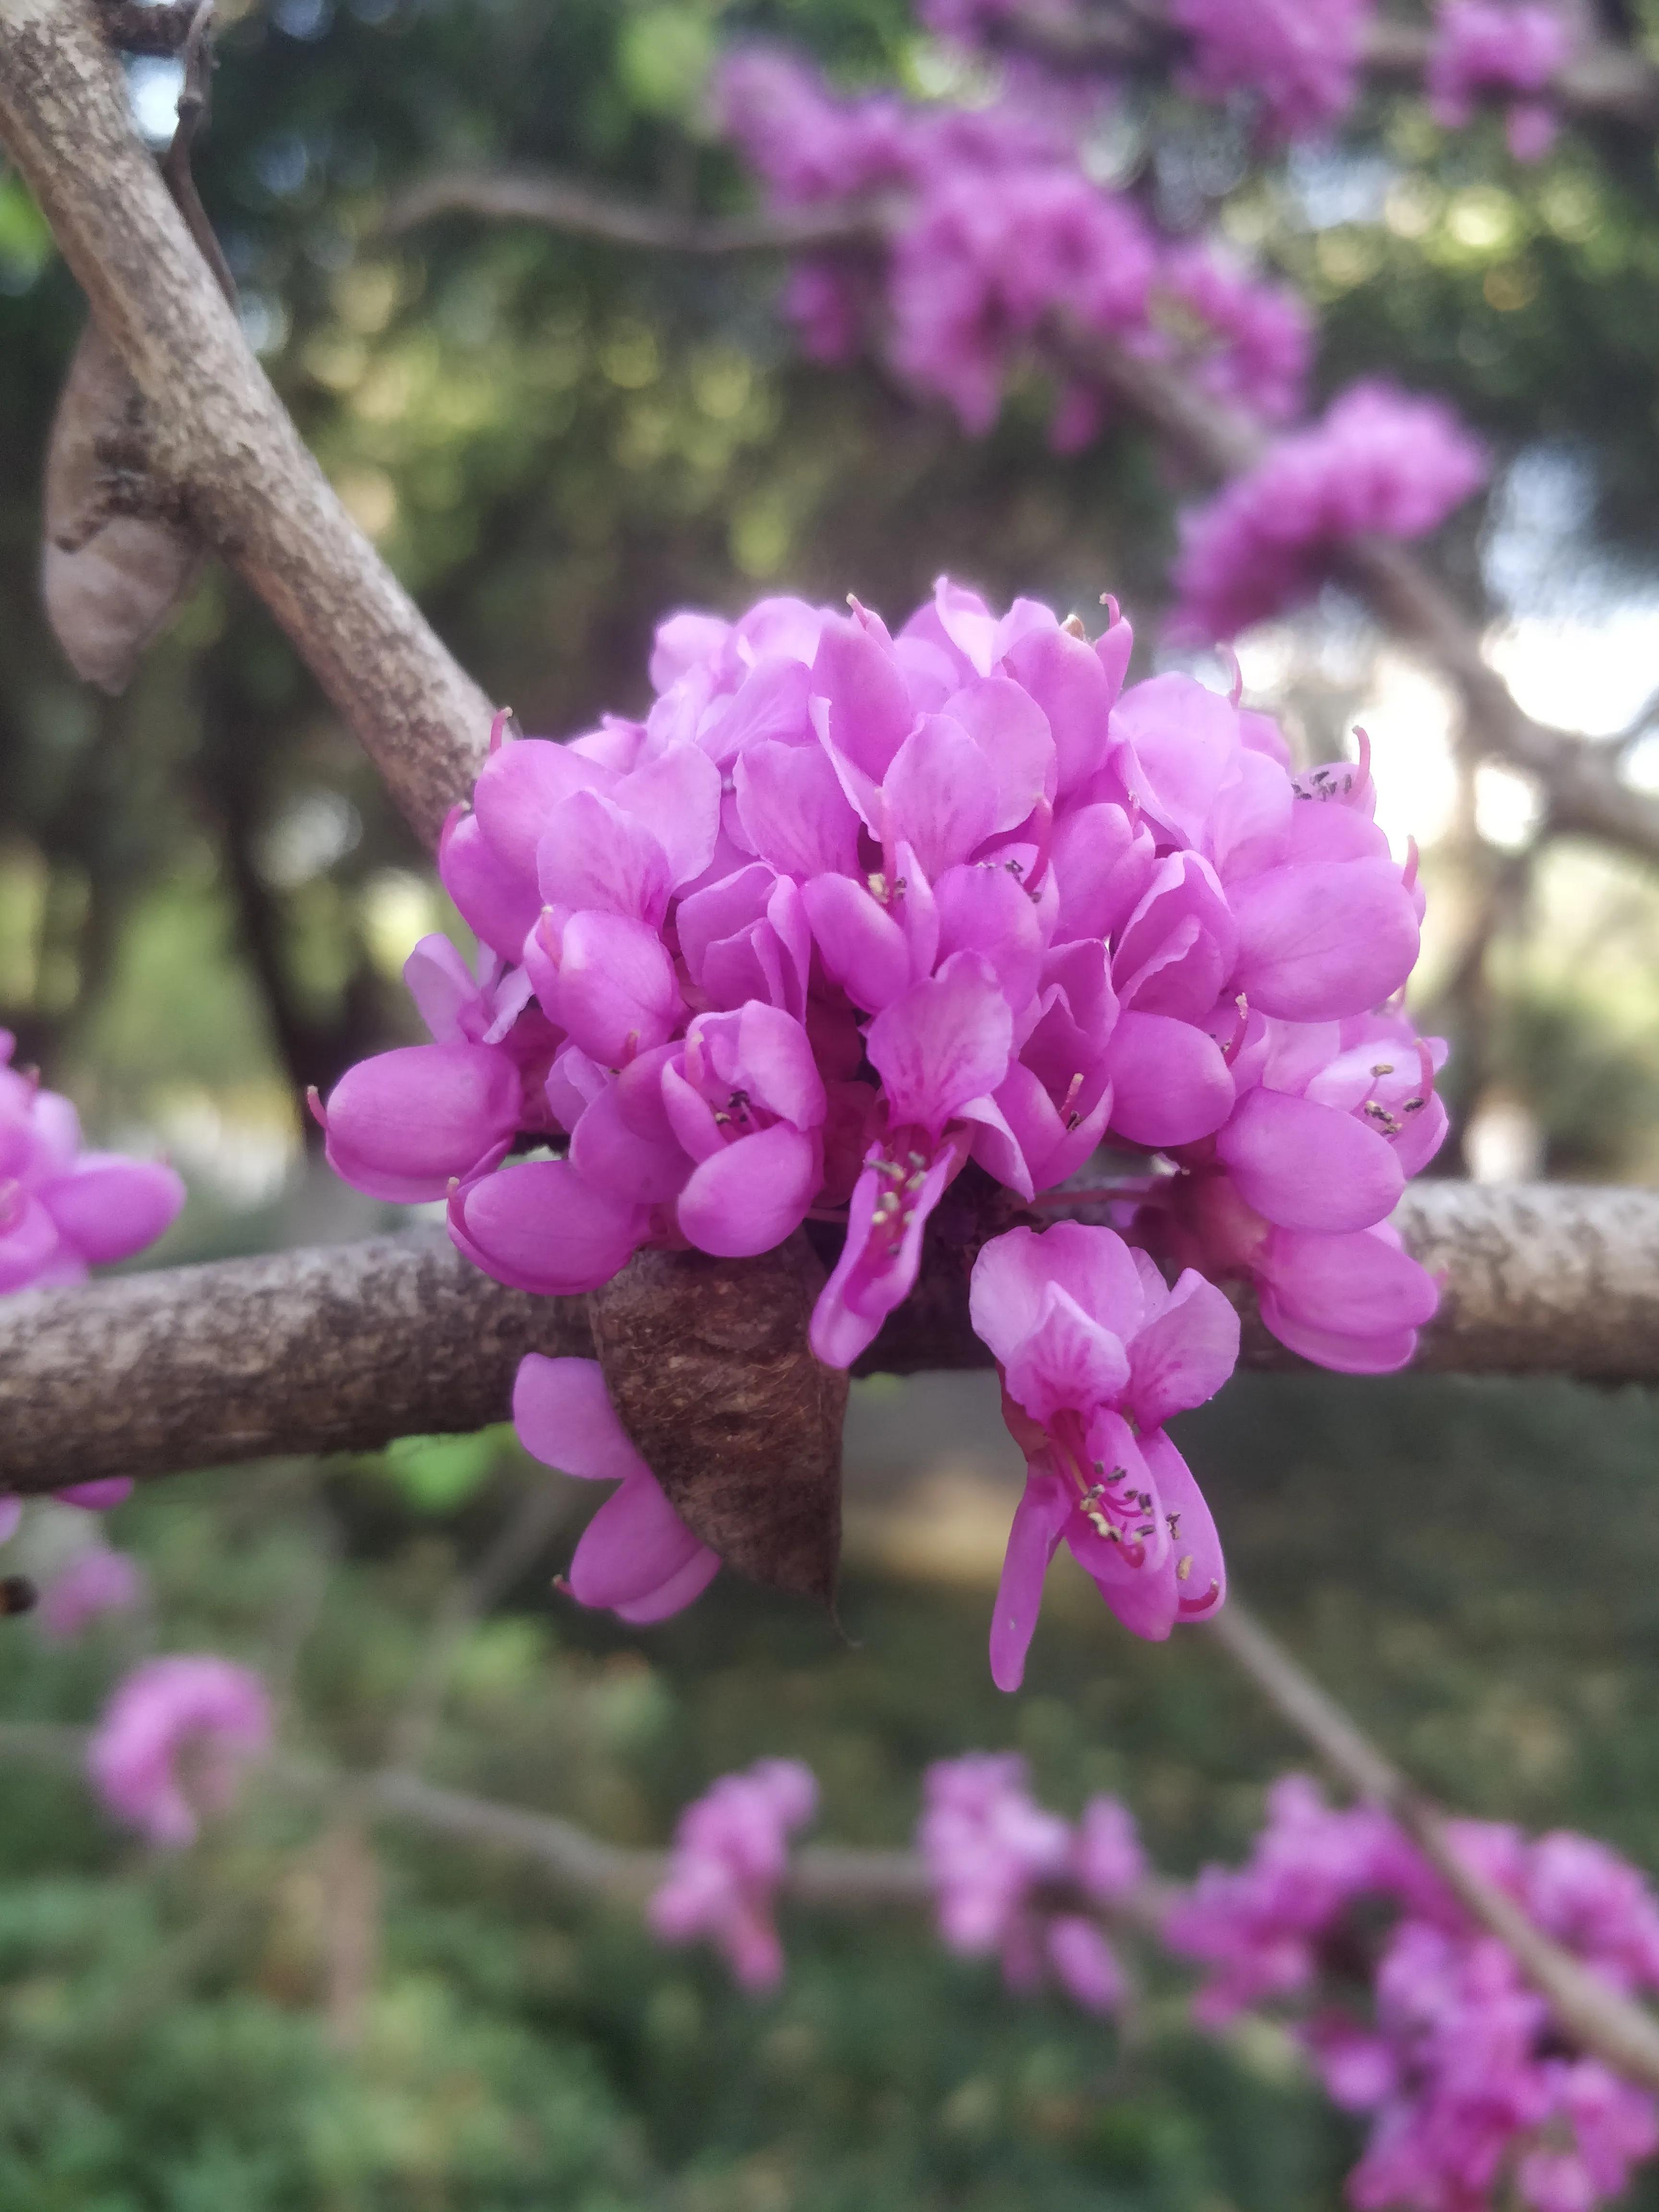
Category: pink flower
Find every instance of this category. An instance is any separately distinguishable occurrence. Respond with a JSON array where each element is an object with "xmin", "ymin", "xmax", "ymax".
[
  {"xmin": 513, "ymin": 1355, "xmax": 719, "ymax": 1624},
  {"xmin": 87, "ymin": 1655, "xmax": 271, "ymax": 1847},
  {"xmin": 1171, "ymin": 0, "xmax": 1374, "ymax": 143},
  {"xmin": 1172, "ymin": 383, "xmax": 1488, "ymax": 641},
  {"xmin": 970, "ymin": 1222, "xmax": 1238, "ymax": 1685},
  {"xmin": 1427, "ymin": 2, "xmax": 1572, "ymax": 162},
  {"xmin": 36, "ymin": 1544, "xmax": 144, "ymax": 1642},
  {"xmin": 0, "ymin": 1034, "xmax": 183, "ymax": 1293},
  {"xmin": 1157, "ymin": 243, "xmax": 1314, "ymax": 424},
  {"xmin": 649, "ymin": 1758, "xmax": 817, "ymax": 1989},
  {"xmin": 919, "ymin": 1753, "xmax": 1141, "ymax": 2011}
]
